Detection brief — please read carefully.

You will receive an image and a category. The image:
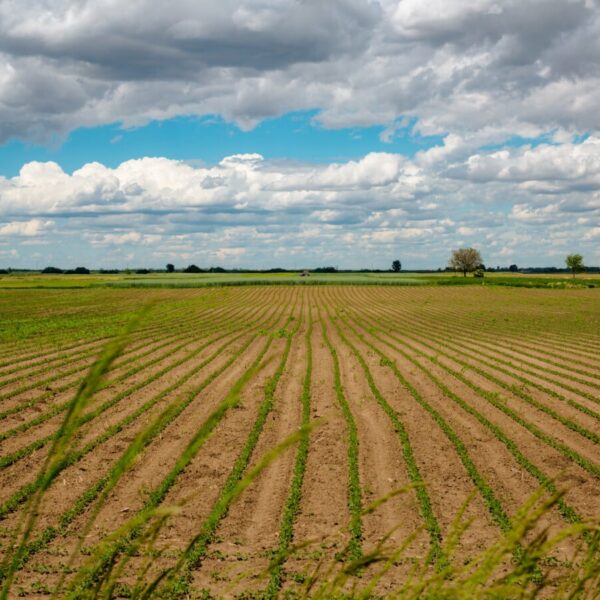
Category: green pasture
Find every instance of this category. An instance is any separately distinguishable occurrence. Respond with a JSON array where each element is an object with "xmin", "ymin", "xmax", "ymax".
[{"xmin": 1, "ymin": 270, "xmax": 599, "ymax": 289}]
